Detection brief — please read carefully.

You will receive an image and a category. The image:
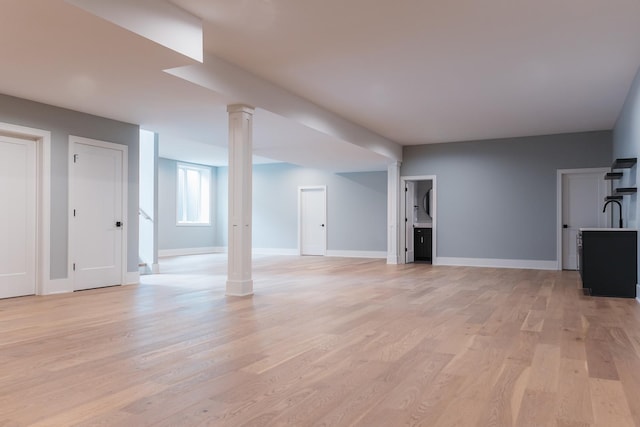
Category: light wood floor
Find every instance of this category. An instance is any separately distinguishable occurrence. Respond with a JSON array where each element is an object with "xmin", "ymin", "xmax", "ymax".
[{"xmin": 2, "ymin": 255, "xmax": 640, "ymax": 426}]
